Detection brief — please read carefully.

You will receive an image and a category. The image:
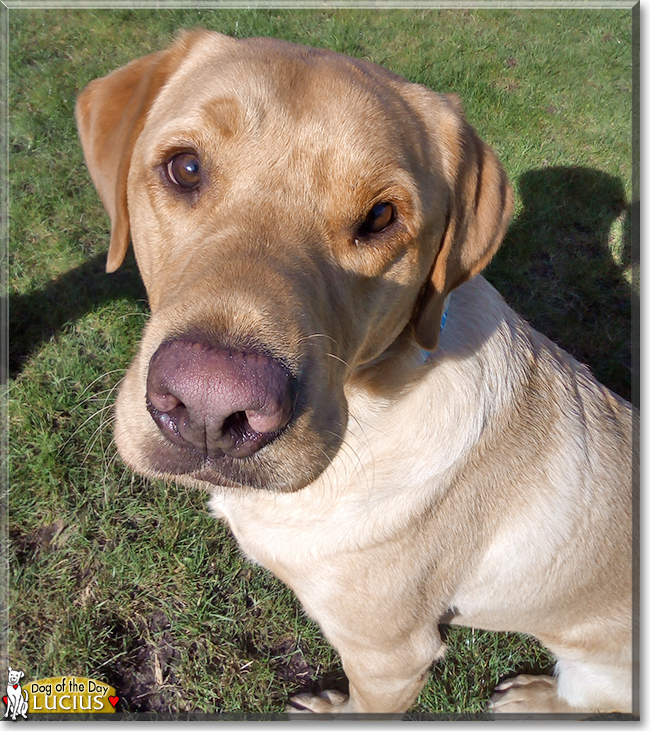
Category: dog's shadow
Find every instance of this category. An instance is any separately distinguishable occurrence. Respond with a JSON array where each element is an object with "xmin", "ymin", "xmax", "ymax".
[
  {"xmin": 8, "ymin": 250, "xmax": 146, "ymax": 379},
  {"xmin": 486, "ymin": 165, "xmax": 634, "ymax": 402},
  {"xmin": 9, "ymin": 165, "xmax": 634, "ymax": 402}
]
